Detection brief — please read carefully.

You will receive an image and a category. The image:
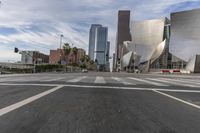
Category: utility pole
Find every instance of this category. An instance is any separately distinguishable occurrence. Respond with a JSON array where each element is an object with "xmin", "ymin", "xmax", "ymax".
[
  {"xmin": 133, "ymin": 43, "xmax": 136, "ymax": 73},
  {"xmin": 59, "ymin": 34, "xmax": 64, "ymax": 64},
  {"xmin": 60, "ymin": 34, "xmax": 64, "ymax": 50}
]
